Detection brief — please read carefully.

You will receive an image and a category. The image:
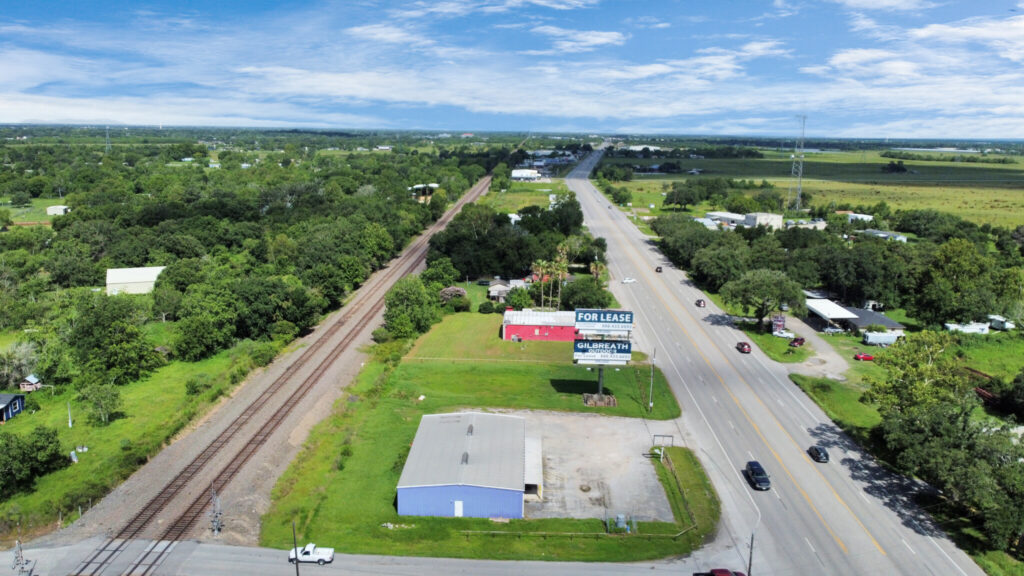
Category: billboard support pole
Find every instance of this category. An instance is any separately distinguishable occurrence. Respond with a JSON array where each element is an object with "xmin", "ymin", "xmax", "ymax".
[{"xmin": 597, "ymin": 366, "xmax": 604, "ymax": 397}]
